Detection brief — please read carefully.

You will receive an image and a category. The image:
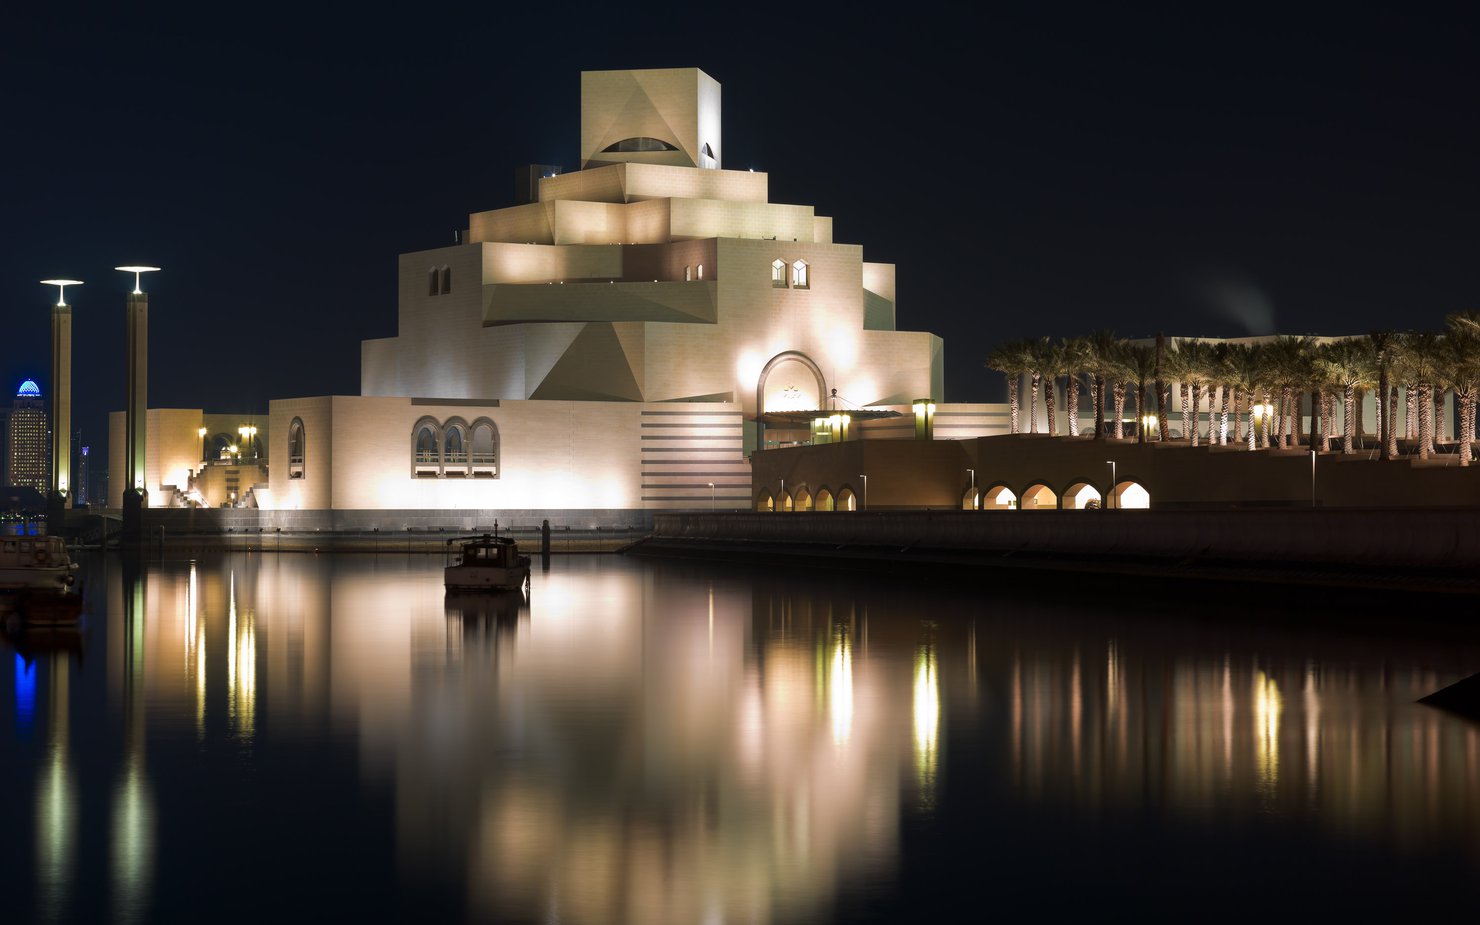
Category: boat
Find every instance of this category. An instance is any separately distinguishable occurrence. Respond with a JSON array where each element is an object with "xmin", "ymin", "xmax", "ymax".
[
  {"xmin": 0, "ymin": 534, "xmax": 79, "ymax": 592},
  {"xmin": 445, "ymin": 531, "xmax": 531, "ymax": 591}
]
